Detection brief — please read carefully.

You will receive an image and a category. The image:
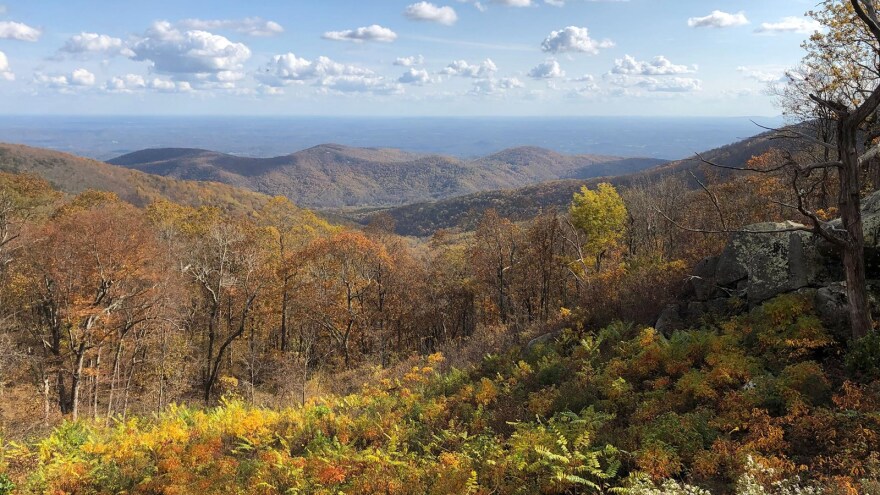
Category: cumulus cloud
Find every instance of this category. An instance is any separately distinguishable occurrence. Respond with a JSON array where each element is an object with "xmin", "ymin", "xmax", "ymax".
[
  {"xmin": 322, "ymin": 24, "xmax": 397, "ymax": 43},
  {"xmin": 469, "ymin": 77, "xmax": 524, "ymax": 96},
  {"xmin": 606, "ymin": 73, "xmax": 702, "ymax": 93},
  {"xmin": 398, "ymin": 68, "xmax": 433, "ymax": 85},
  {"xmin": 34, "ymin": 68, "xmax": 97, "ymax": 89},
  {"xmin": 755, "ymin": 17, "xmax": 821, "ymax": 35},
  {"xmin": 636, "ymin": 77, "xmax": 702, "ymax": 92},
  {"xmin": 394, "ymin": 55, "xmax": 424, "ymax": 67},
  {"xmin": 541, "ymin": 26, "xmax": 613, "ymax": 54},
  {"xmin": 130, "ymin": 21, "xmax": 251, "ymax": 82},
  {"xmin": 60, "ymin": 32, "xmax": 135, "ymax": 58},
  {"xmin": 441, "ymin": 58, "xmax": 497, "ymax": 78},
  {"xmin": 611, "ymin": 55, "xmax": 695, "ymax": 76},
  {"xmin": 0, "ymin": 20, "xmax": 41, "ymax": 41},
  {"xmin": 318, "ymin": 75, "xmax": 402, "ymax": 94},
  {"xmin": 178, "ymin": 17, "xmax": 283, "ymax": 37},
  {"xmin": 737, "ymin": 66, "xmax": 786, "ymax": 83},
  {"xmin": 259, "ymin": 52, "xmax": 372, "ymax": 86},
  {"xmin": 70, "ymin": 68, "xmax": 95, "ymax": 86},
  {"xmin": 528, "ymin": 59, "xmax": 565, "ymax": 79},
  {"xmin": 568, "ymin": 75, "xmax": 600, "ymax": 95},
  {"xmin": 259, "ymin": 52, "xmax": 400, "ymax": 95},
  {"xmin": 148, "ymin": 78, "xmax": 192, "ymax": 93},
  {"xmin": 404, "ymin": 2, "xmax": 458, "ymax": 25},
  {"xmin": 0, "ymin": 50, "xmax": 13, "ymax": 81},
  {"xmin": 34, "ymin": 73, "xmax": 69, "ymax": 88},
  {"xmin": 103, "ymin": 74, "xmax": 147, "ymax": 92},
  {"xmin": 687, "ymin": 10, "xmax": 749, "ymax": 28}
]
